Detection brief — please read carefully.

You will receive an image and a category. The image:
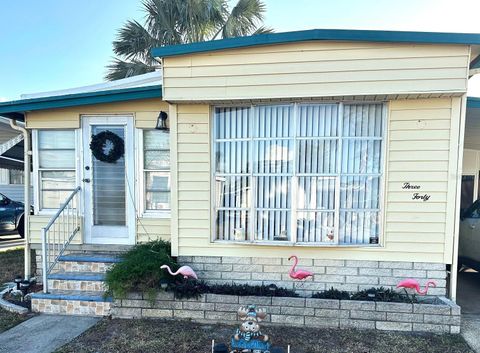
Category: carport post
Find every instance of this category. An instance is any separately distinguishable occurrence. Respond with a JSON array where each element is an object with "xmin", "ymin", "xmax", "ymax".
[{"xmin": 9, "ymin": 119, "xmax": 31, "ymax": 280}]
